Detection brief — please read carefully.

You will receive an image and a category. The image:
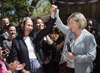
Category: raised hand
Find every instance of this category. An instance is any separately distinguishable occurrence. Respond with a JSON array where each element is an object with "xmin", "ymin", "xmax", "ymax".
[
  {"xmin": 50, "ymin": 5, "xmax": 58, "ymax": 18},
  {"xmin": 50, "ymin": 5, "xmax": 58, "ymax": 14},
  {"xmin": 2, "ymin": 49, "xmax": 9, "ymax": 58}
]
